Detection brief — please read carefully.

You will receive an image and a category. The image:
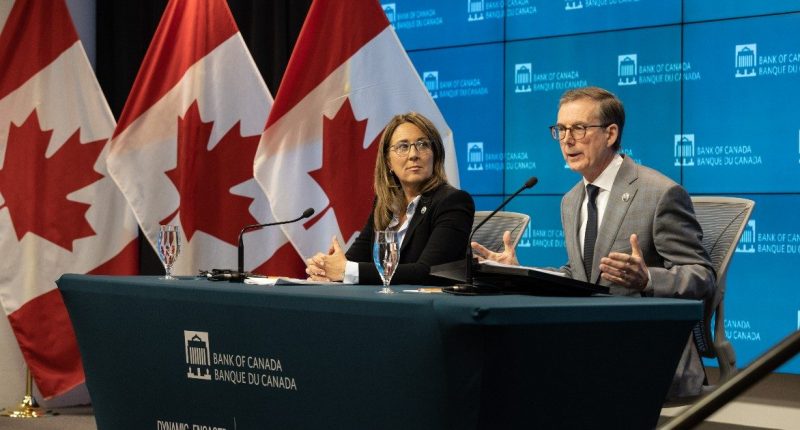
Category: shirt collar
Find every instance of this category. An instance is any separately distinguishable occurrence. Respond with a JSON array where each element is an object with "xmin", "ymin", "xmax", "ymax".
[
  {"xmin": 583, "ymin": 153, "xmax": 623, "ymax": 192},
  {"xmin": 387, "ymin": 194, "xmax": 422, "ymax": 229}
]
